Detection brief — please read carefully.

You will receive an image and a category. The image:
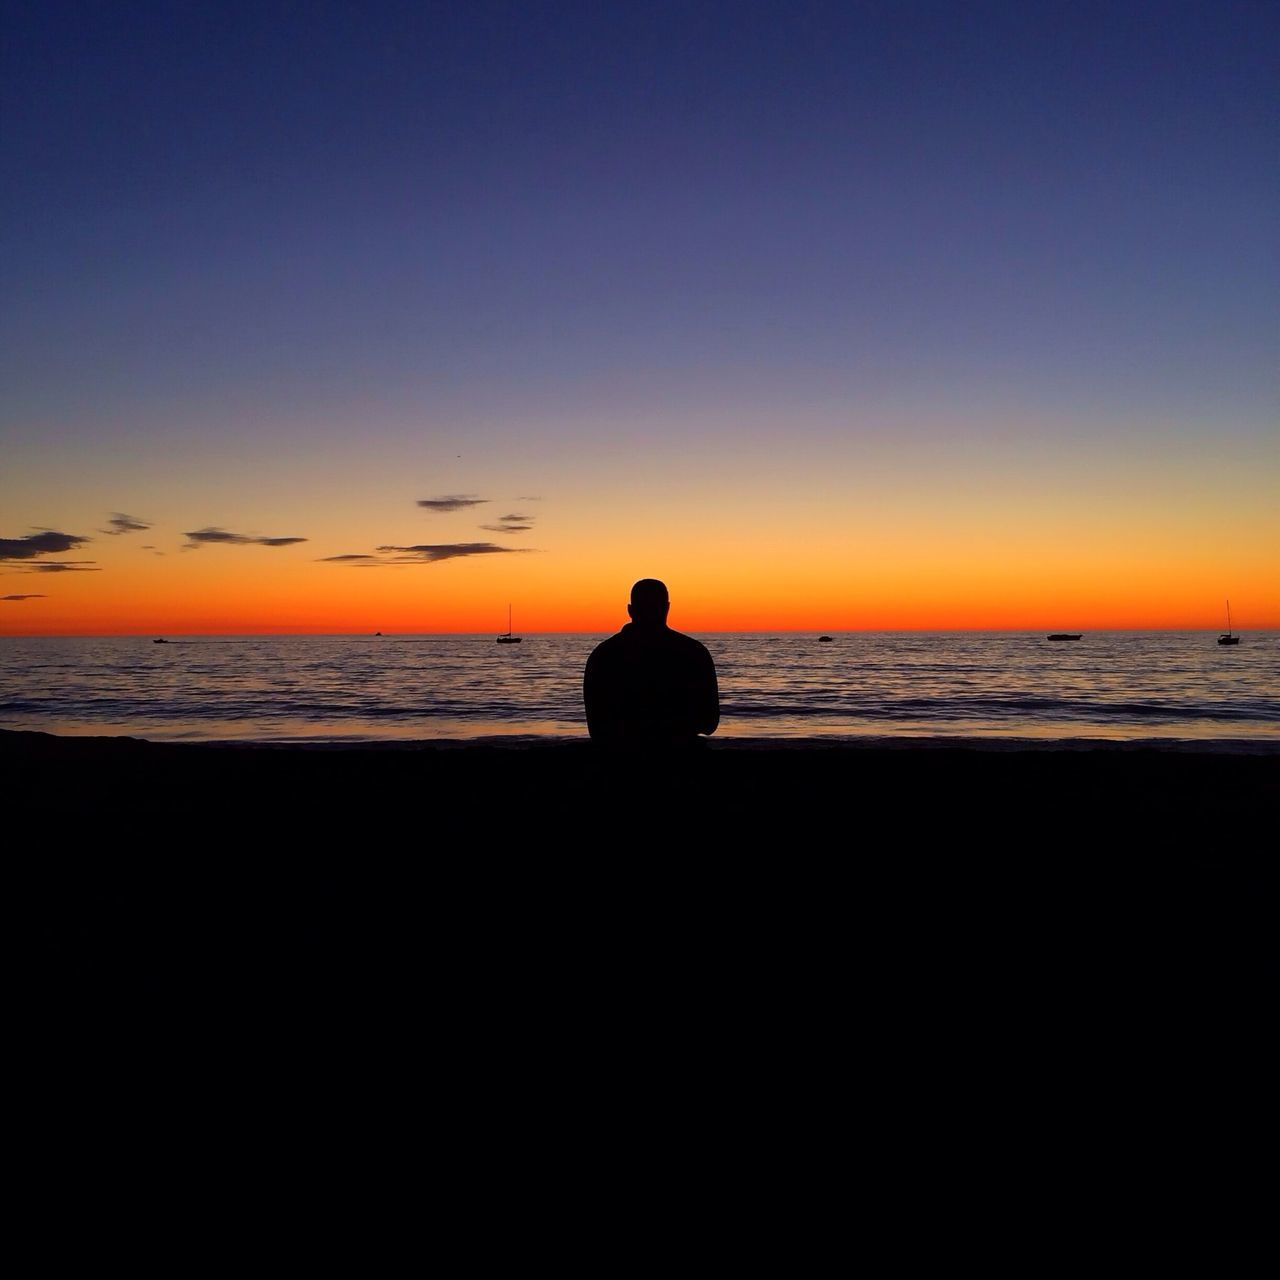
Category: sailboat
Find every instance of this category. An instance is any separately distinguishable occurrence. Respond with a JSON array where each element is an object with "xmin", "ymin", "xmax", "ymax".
[
  {"xmin": 1217, "ymin": 599, "xmax": 1240, "ymax": 646},
  {"xmin": 496, "ymin": 604, "xmax": 522, "ymax": 645}
]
